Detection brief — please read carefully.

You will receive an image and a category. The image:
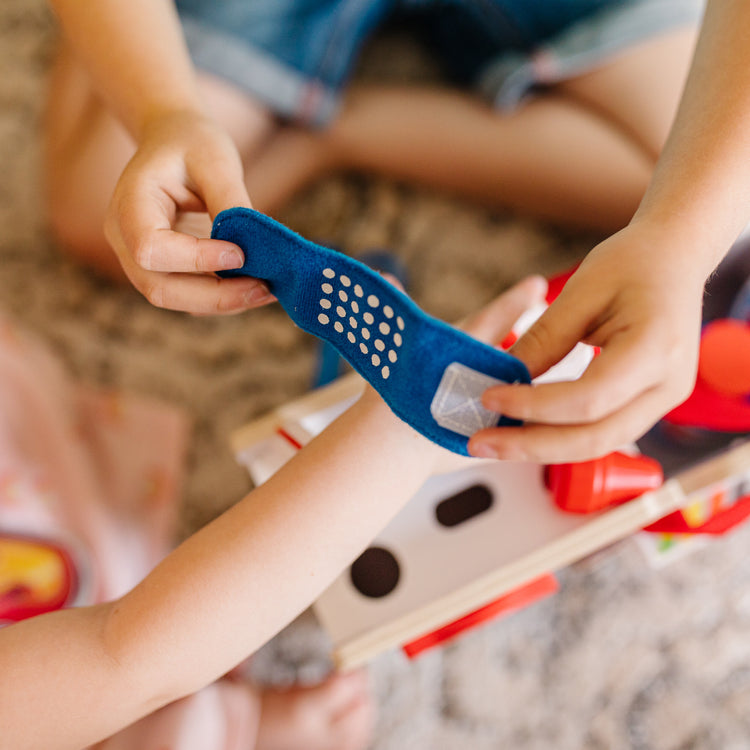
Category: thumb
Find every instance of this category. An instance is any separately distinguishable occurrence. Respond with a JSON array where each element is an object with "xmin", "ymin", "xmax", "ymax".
[
  {"xmin": 193, "ymin": 143, "xmax": 253, "ymax": 219},
  {"xmin": 509, "ymin": 291, "xmax": 592, "ymax": 378}
]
